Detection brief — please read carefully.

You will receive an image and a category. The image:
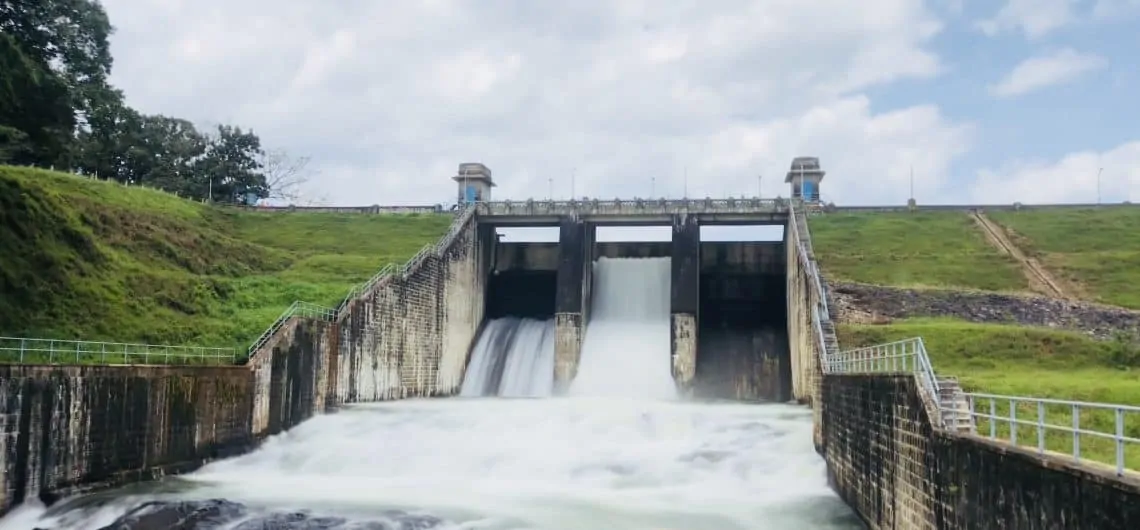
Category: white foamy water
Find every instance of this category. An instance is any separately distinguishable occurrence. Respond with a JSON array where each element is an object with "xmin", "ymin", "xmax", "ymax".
[
  {"xmin": 572, "ymin": 257, "xmax": 677, "ymax": 400},
  {"xmin": 5, "ymin": 399, "xmax": 860, "ymax": 529},
  {"xmin": 461, "ymin": 317, "xmax": 556, "ymax": 397}
]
